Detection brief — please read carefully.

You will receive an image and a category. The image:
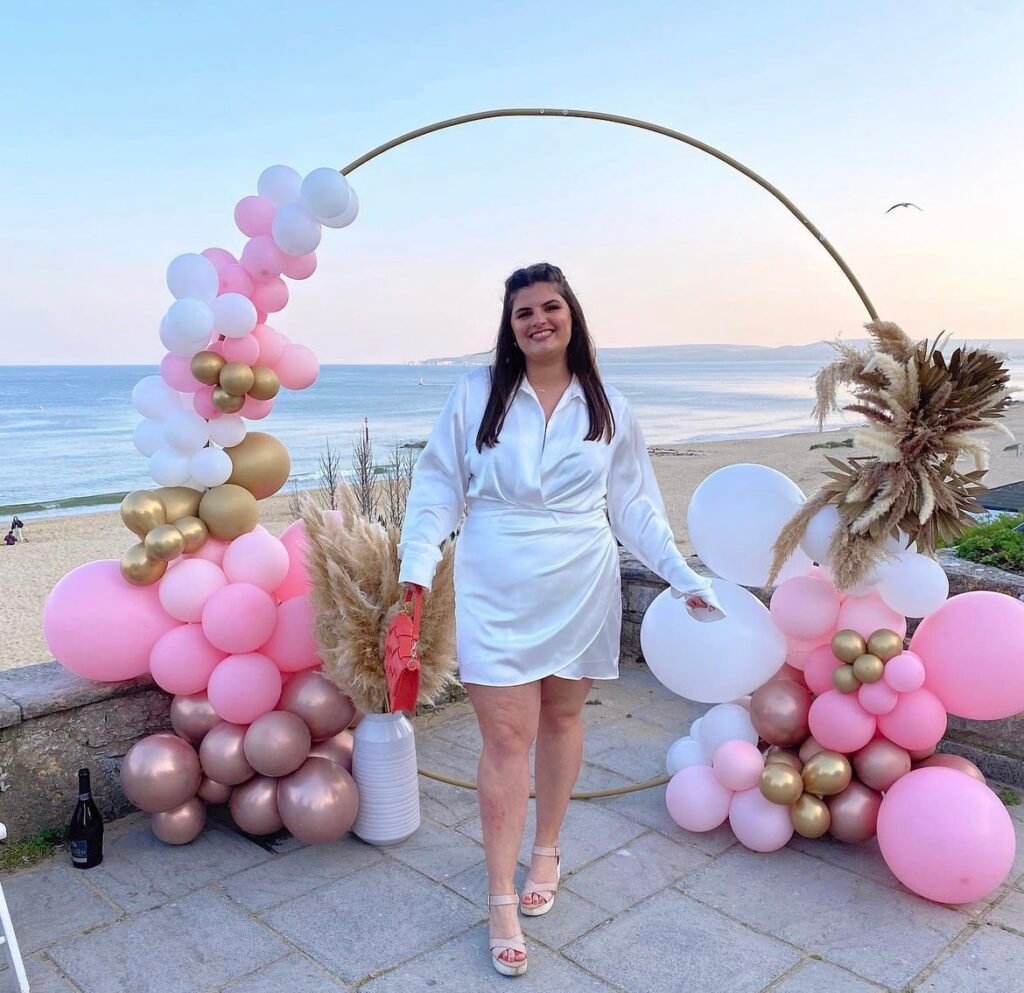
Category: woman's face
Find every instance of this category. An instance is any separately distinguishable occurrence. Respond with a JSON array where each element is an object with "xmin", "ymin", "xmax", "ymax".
[{"xmin": 509, "ymin": 282, "xmax": 572, "ymax": 362}]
